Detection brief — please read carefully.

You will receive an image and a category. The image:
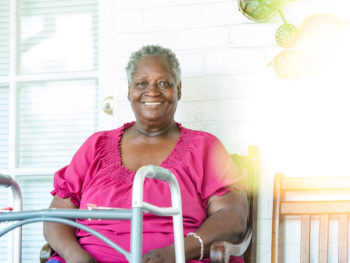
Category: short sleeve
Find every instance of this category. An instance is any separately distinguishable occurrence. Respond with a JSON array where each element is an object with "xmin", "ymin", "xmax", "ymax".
[
  {"xmin": 200, "ymin": 135, "xmax": 247, "ymax": 204},
  {"xmin": 50, "ymin": 132, "xmax": 102, "ymax": 207}
]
